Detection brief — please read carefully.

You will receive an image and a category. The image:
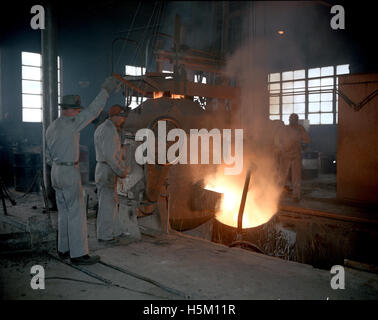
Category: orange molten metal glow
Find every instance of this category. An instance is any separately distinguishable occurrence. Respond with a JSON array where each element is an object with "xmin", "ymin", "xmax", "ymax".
[
  {"xmin": 171, "ymin": 94, "xmax": 184, "ymax": 99},
  {"xmin": 153, "ymin": 91, "xmax": 164, "ymax": 99},
  {"xmin": 153, "ymin": 92, "xmax": 184, "ymax": 99},
  {"xmin": 205, "ymin": 175, "xmax": 278, "ymax": 229}
]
